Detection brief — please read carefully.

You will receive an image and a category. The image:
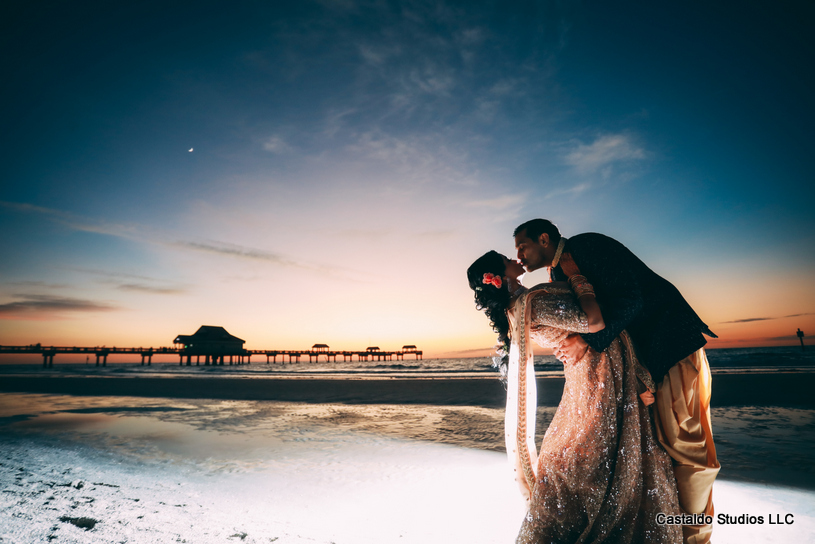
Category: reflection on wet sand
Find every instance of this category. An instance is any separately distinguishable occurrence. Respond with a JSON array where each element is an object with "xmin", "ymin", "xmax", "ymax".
[
  {"xmin": 1, "ymin": 393, "xmax": 815, "ymax": 543},
  {"xmin": 3, "ymin": 393, "xmax": 815, "ymax": 489}
]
